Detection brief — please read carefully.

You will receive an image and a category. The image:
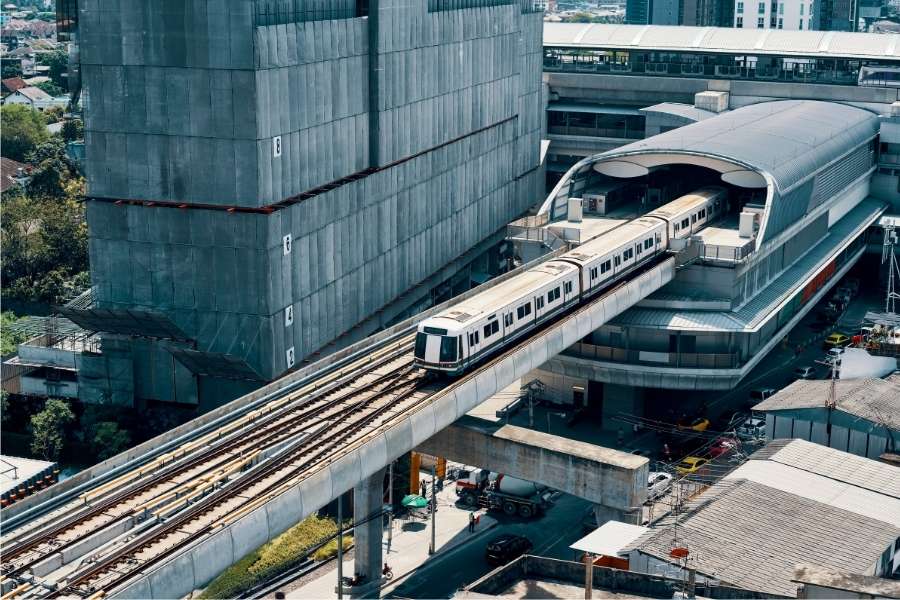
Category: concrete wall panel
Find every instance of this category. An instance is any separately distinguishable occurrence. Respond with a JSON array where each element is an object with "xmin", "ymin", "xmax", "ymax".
[
  {"xmin": 229, "ymin": 509, "xmax": 271, "ymax": 563},
  {"xmin": 328, "ymin": 447, "xmax": 364, "ymax": 497},
  {"xmin": 474, "ymin": 368, "xmax": 499, "ymax": 400},
  {"xmin": 264, "ymin": 486, "xmax": 304, "ymax": 539},
  {"xmin": 115, "ymin": 576, "xmax": 153, "ymax": 600},
  {"xmin": 409, "ymin": 404, "xmax": 437, "ymax": 447},
  {"xmin": 190, "ymin": 529, "xmax": 235, "ymax": 588},
  {"xmin": 147, "ymin": 550, "xmax": 195, "ymax": 600},
  {"xmin": 298, "ymin": 467, "xmax": 333, "ymax": 520}
]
